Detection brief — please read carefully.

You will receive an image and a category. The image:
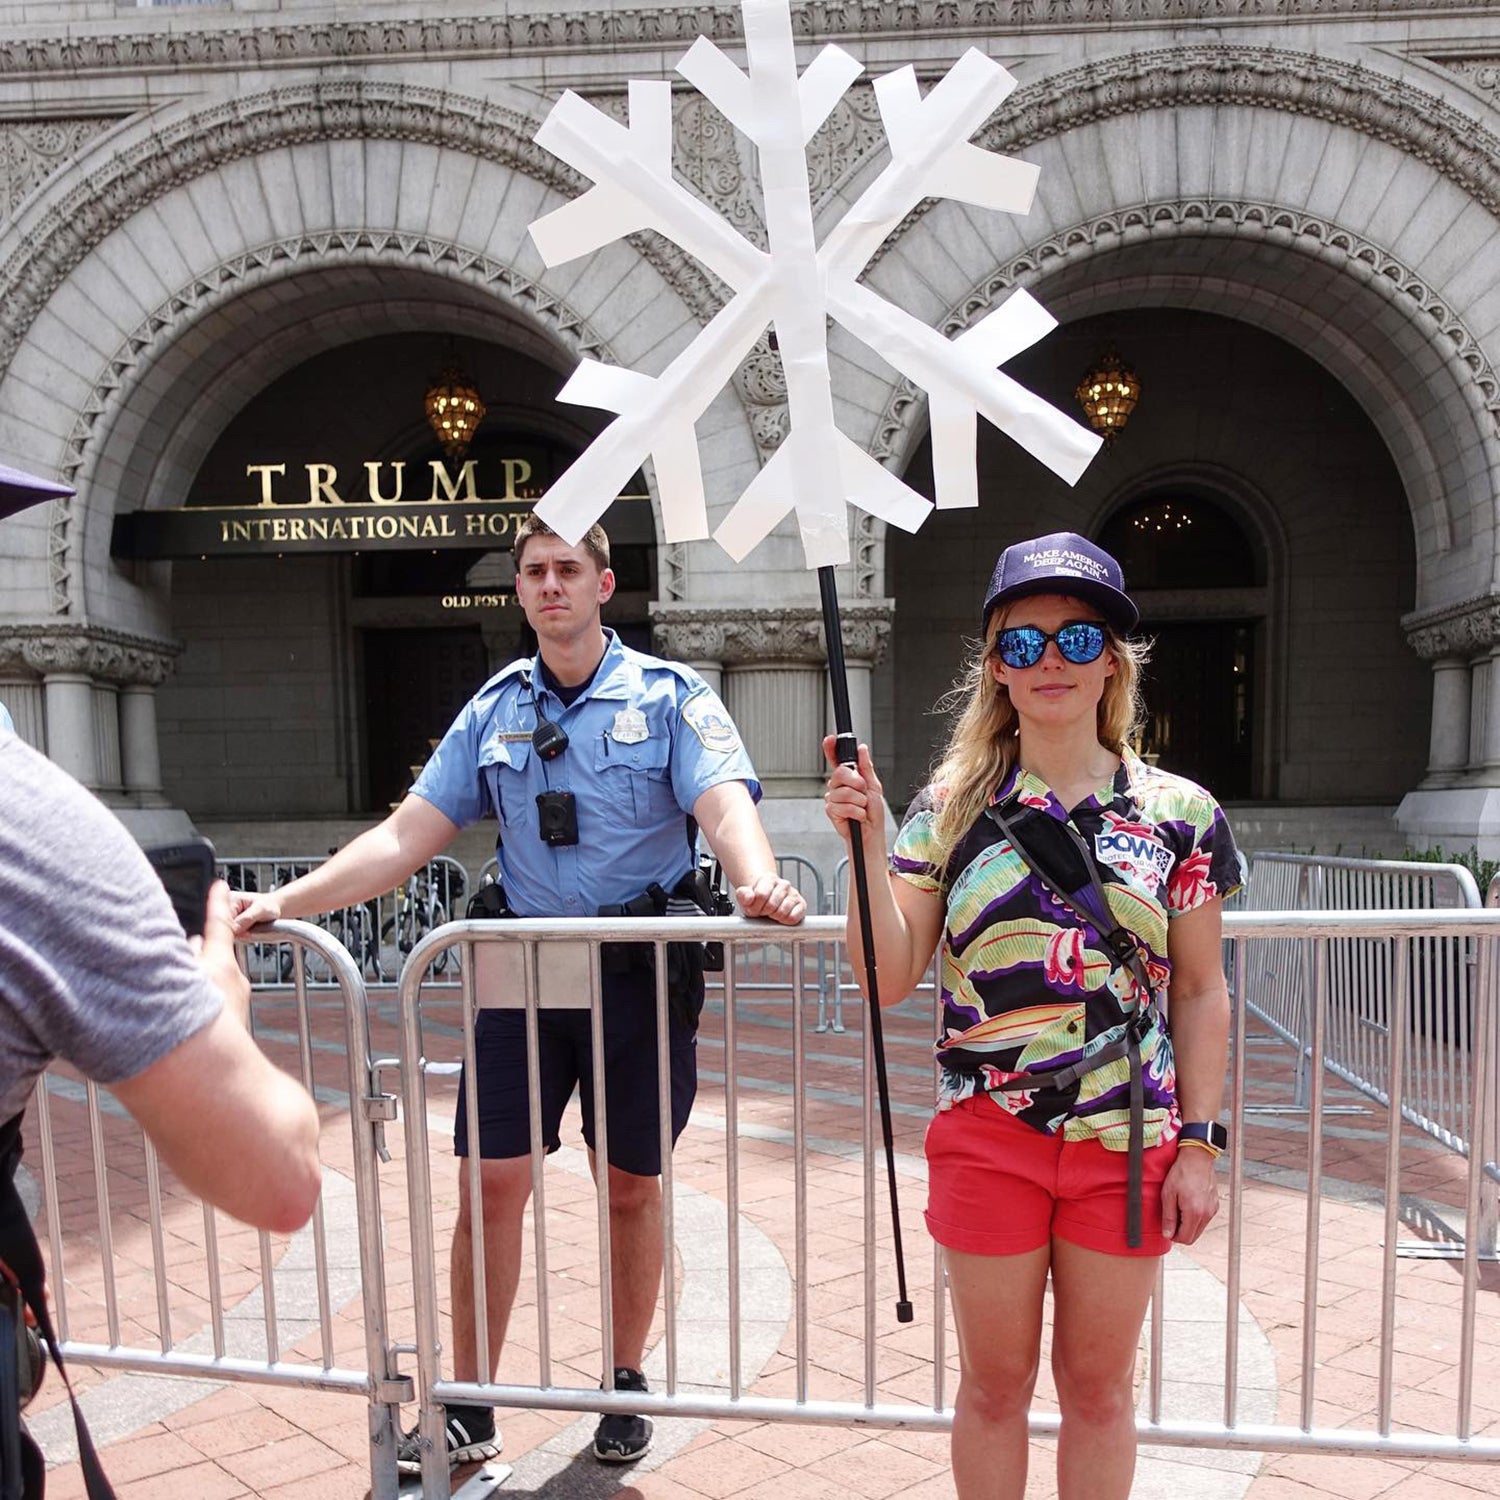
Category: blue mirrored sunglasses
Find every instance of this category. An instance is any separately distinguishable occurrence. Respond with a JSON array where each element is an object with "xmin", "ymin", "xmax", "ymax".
[{"xmin": 995, "ymin": 621, "xmax": 1107, "ymax": 669}]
